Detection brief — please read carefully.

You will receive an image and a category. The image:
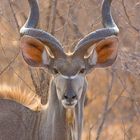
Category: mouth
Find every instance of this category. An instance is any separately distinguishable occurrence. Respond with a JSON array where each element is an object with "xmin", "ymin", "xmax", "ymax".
[{"xmin": 62, "ymin": 100, "xmax": 77, "ymax": 109}]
